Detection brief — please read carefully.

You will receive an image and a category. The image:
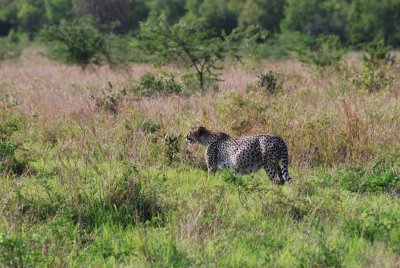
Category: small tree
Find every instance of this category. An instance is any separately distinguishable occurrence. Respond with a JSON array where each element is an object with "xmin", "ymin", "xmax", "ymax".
[
  {"xmin": 139, "ymin": 18, "xmax": 264, "ymax": 90},
  {"xmin": 289, "ymin": 34, "xmax": 345, "ymax": 72},
  {"xmin": 362, "ymin": 39, "xmax": 394, "ymax": 67},
  {"xmin": 41, "ymin": 19, "xmax": 110, "ymax": 68},
  {"xmin": 0, "ymin": 35, "xmax": 21, "ymax": 64}
]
